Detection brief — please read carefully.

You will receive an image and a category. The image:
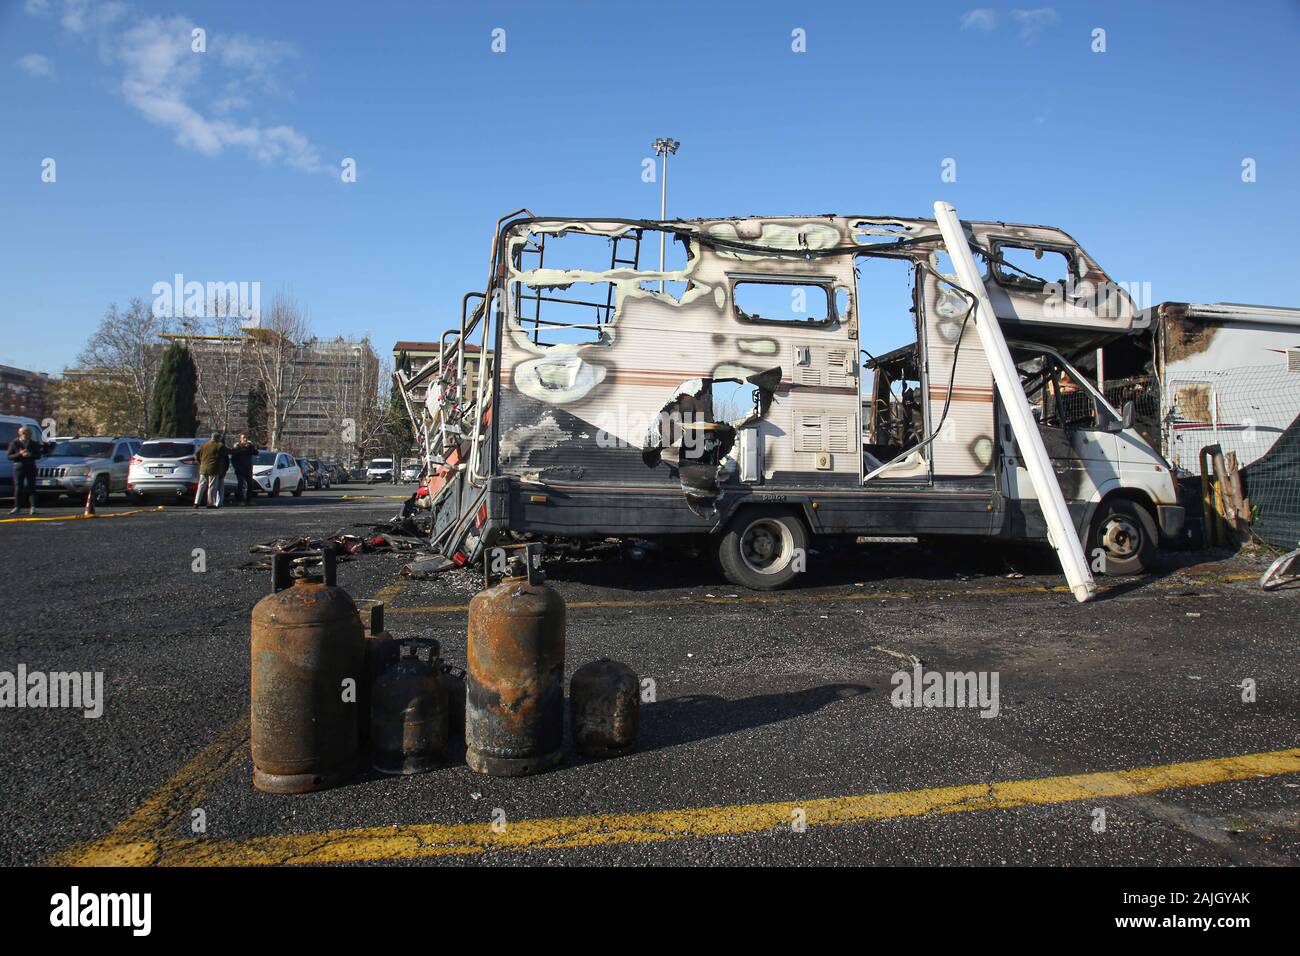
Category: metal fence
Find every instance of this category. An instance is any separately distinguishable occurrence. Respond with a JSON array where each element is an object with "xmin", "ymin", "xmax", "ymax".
[{"xmin": 1164, "ymin": 365, "xmax": 1300, "ymax": 549}]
